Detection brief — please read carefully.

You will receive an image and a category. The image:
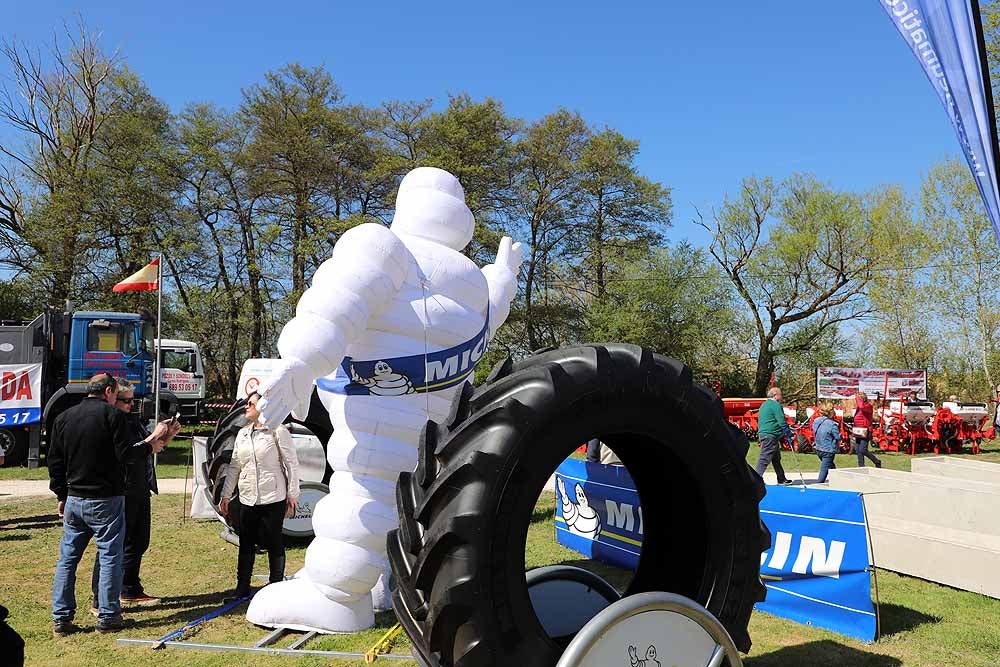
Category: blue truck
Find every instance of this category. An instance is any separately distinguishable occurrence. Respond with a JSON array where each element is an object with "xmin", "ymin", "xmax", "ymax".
[{"xmin": 0, "ymin": 307, "xmax": 178, "ymax": 467}]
